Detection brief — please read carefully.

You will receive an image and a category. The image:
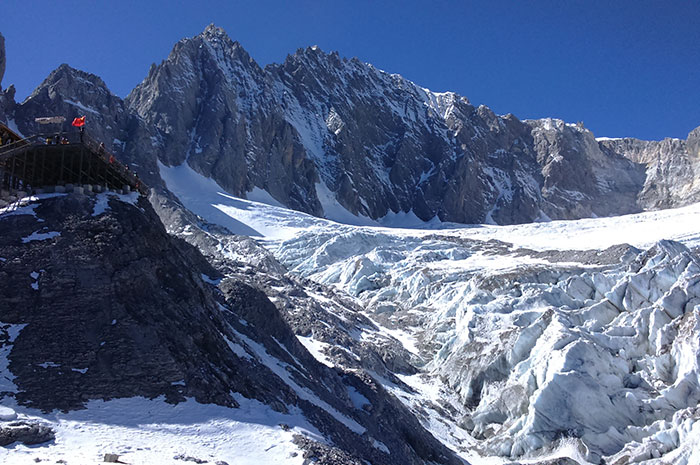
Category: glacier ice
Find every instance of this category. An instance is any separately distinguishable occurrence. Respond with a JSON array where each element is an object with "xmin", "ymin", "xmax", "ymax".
[{"xmin": 272, "ymin": 219, "xmax": 700, "ymax": 464}]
